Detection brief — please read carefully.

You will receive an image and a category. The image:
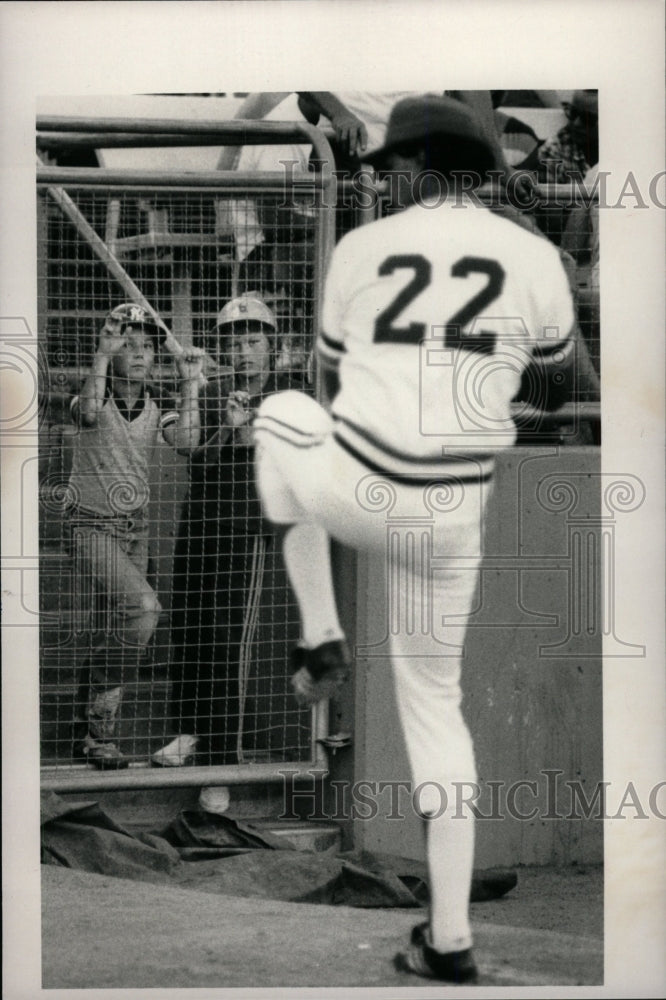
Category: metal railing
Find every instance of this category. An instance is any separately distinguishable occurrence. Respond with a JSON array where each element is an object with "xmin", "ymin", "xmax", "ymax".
[{"xmin": 38, "ymin": 119, "xmax": 338, "ymax": 791}]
